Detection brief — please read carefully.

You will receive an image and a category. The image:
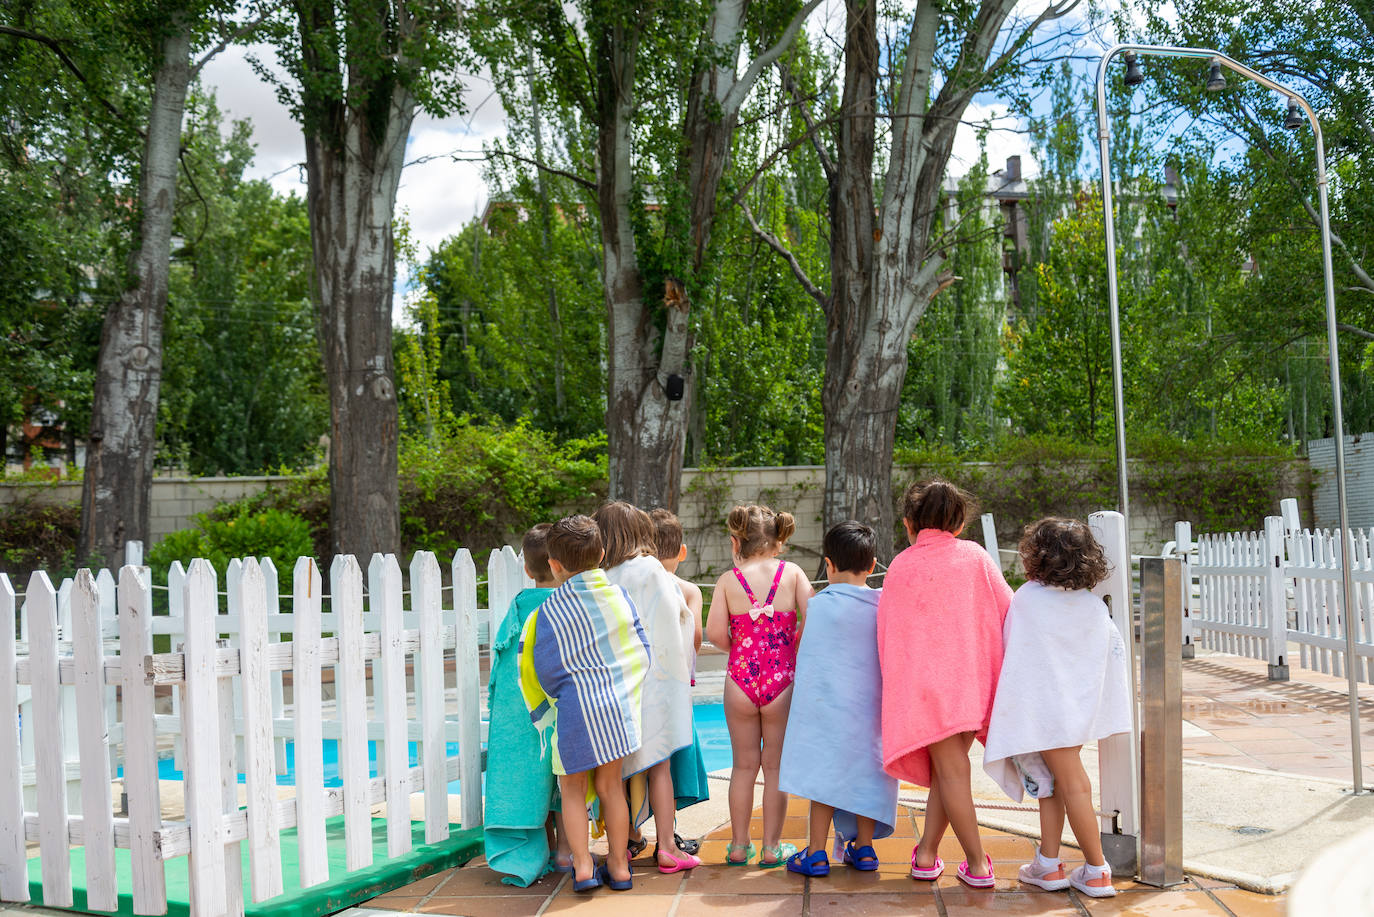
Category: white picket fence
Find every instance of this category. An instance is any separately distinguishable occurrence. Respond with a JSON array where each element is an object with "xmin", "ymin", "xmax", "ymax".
[
  {"xmin": 1, "ymin": 544, "xmax": 530, "ymax": 917},
  {"xmin": 1168, "ymin": 504, "xmax": 1374, "ymax": 682}
]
